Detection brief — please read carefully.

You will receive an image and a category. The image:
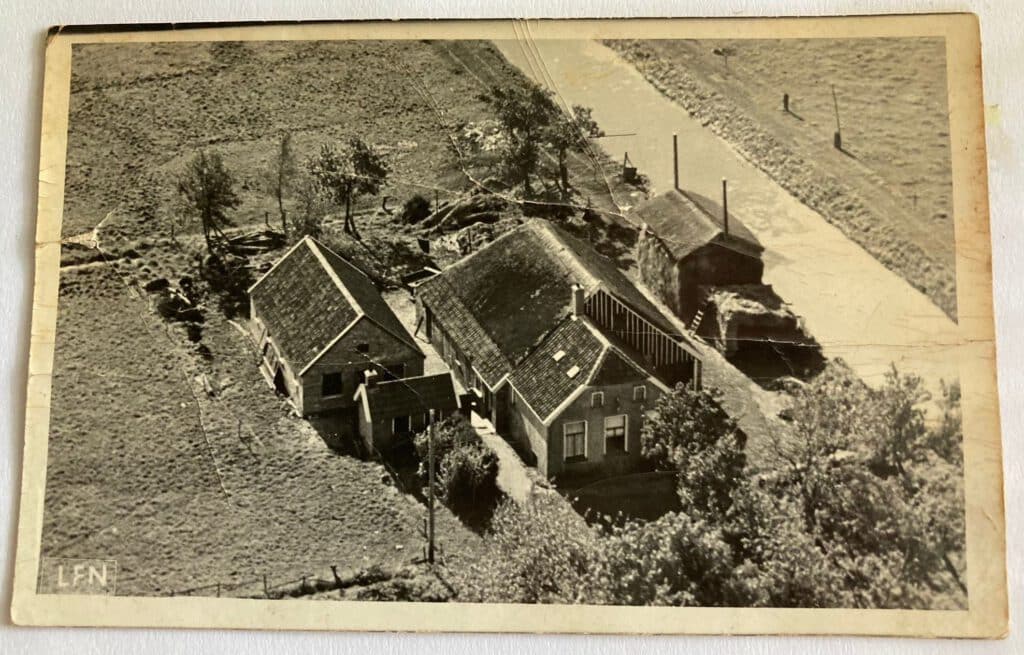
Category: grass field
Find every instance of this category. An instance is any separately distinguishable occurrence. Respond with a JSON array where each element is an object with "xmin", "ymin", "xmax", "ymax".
[
  {"xmin": 44, "ymin": 263, "xmax": 481, "ymax": 596},
  {"xmin": 45, "ymin": 39, "xmax": 549, "ymax": 597},
  {"xmin": 43, "ymin": 37, "xmax": 792, "ymax": 597},
  {"xmin": 608, "ymin": 38, "xmax": 957, "ymax": 318}
]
